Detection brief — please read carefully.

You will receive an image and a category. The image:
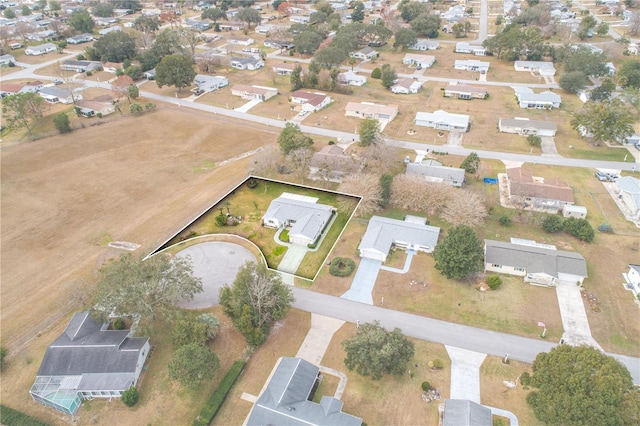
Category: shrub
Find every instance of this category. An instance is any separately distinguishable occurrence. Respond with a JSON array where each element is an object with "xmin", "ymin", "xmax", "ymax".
[
  {"xmin": 112, "ymin": 318, "xmax": 125, "ymax": 330},
  {"xmin": 215, "ymin": 213, "xmax": 227, "ymax": 227},
  {"xmin": 527, "ymin": 134, "xmax": 542, "ymax": 147},
  {"xmin": 0, "ymin": 346, "xmax": 8, "ymax": 371},
  {"xmin": 486, "ymin": 275, "xmax": 503, "ymax": 290},
  {"xmin": 421, "ymin": 381, "xmax": 431, "ymax": 391},
  {"xmin": 121, "ymin": 386, "xmax": 139, "ymax": 407},
  {"xmin": 247, "ymin": 178, "xmax": 258, "ymax": 188},
  {"xmin": 53, "ymin": 112, "xmax": 71, "ymax": 134},
  {"xmin": 86, "ymin": 71, "xmax": 92, "ymax": 76},
  {"xmin": 597, "ymin": 223, "xmax": 613, "ymax": 233},
  {"xmin": 563, "ymin": 218, "xmax": 594, "ymax": 242},
  {"xmin": 431, "ymin": 358, "xmax": 443, "ymax": 369},
  {"xmin": 371, "ymin": 67, "xmax": 381, "ymax": 79},
  {"xmin": 279, "ymin": 229, "xmax": 290, "ymax": 243},
  {"xmin": 499, "ymin": 215, "xmax": 511, "ymax": 226},
  {"xmin": 193, "ymin": 361, "xmax": 246, "ymax": 426},
  {"xmin": 96, "ymin": 112, "xmax": 103, "ymax": 118},
  {"xmin": 542, "ymin": 215, "xmax": 563, "ymax": 233},
  {"xmin": 520, "ymin": 371, "xmax": 531, "ymax": 388},
  {"xmin": 329, "ymin": 257, "xmax": 356, "ymax": 277}
]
